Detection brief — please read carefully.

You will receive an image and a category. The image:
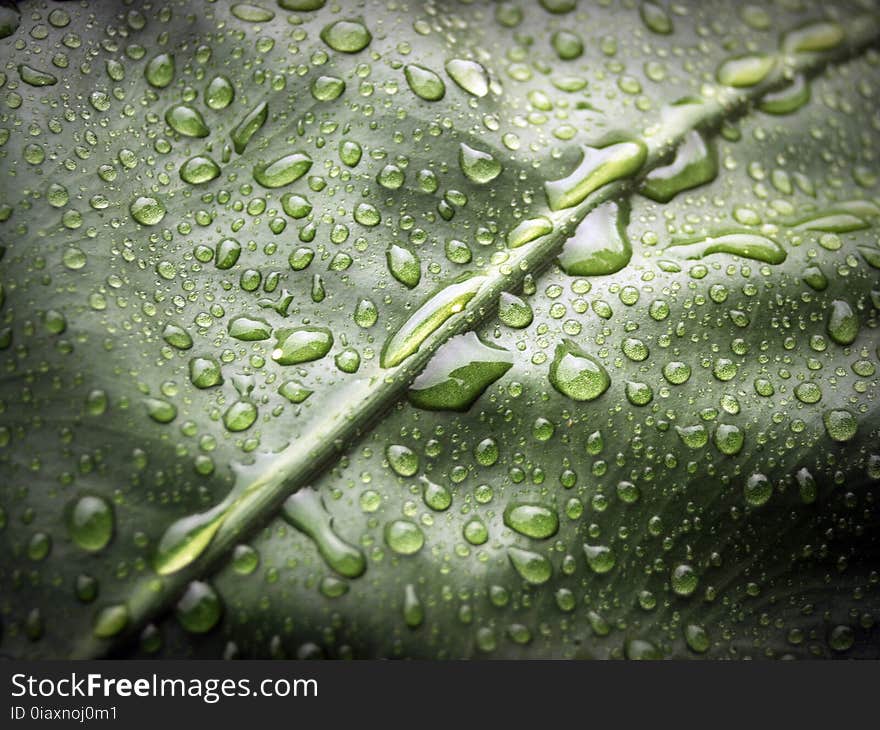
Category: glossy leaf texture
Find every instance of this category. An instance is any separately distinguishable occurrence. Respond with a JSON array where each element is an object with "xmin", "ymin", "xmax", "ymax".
[{"xmin": 1, "ymin": 0, "xmax": 879, "ymax": 660}]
